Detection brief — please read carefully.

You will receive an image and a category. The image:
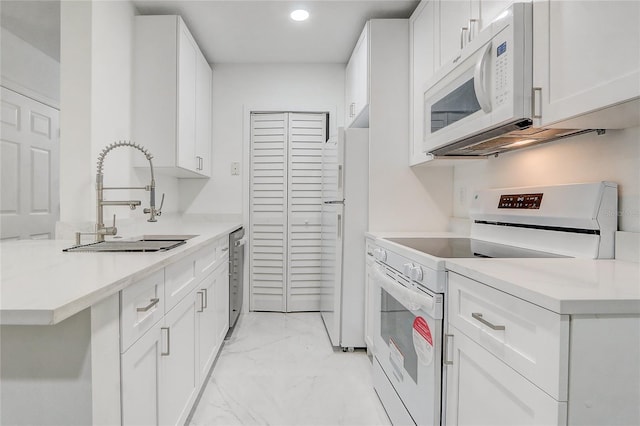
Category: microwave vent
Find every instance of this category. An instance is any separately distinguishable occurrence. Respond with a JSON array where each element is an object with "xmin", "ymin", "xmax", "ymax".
[{"xmin": 430, "ymin": 119, "xmax": 594, "ymax": 157}]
